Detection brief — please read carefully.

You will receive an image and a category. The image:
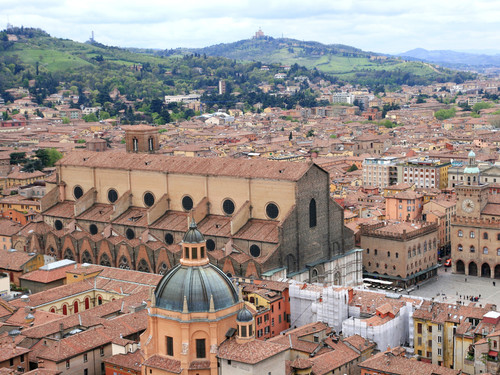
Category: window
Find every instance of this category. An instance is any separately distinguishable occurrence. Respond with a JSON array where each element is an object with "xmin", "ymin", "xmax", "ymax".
[
  {"xmin": 470, "ymin": 246, "xmax": 475, "ymax": 253},
  {"xmin": 166, "ymin": 336, "xmax": 173, "ymax": 356},
  {"xmin": 100, "ymin": 347, "xmax": 104, "ymax": 356},
  {"xmin": 9, "ymin": 358, "xmax": 13, "ymax": 367},
  {"xmin": 438, "ymin": 348, "xmax": 442, "ymax": 356},
  {"xmin": 470, "ymin": 231, "xmax": 475, "ymax": 238},
  {"xmin": 66, "ymin": 360, "xmax": 70, "ymax": 369},
  {"xmin": 241, "ymin": 325, "xmax": 247, "ymax": 337},
  {"xmin": 483, "ymin": 247, "xmax": 488, "ymax": 254},
  {"xmin": 191, "ymin": 247, "xmax": 198, "ymax": 259},
  {"xmin": 89, "ymin": 224, "xmax": 98, "ymax": 235},
  {"xmin": 250, "ymin": 245, "xmax": 261, "ymax": 257},
  {"xmin": 375, "ymin": 249, "xmax": 378, "ymax": 255},
  {"xmin": 309, "ymin": 199, "xmax": 317, "ymax": 228},
  {"xmin": 143, "ymin": 192, "xmax": 155, "ymax": 207},
  {"xmin": 266, "ymin": 203, "xmax": 279, "ymax": 219},
  {"xmin": 126, "ymin": 228, "xmax": 135, "ymax": 240},
  {"xmin": 366, "ymin": 248, "xmax": 369, "ymax": 254},
  {"xmin": 438, "ymin": 324, "xmax": 442, "ymax": 332},
  {"xmin": 458, "ymin": 230, "xmax": 463, "ymax": 237},
  {"xmin": 222, "ymin": 199, "xmax": 235, "ymax": 215},
  {"xmin": 206, "ymin": 239, "xmax": 216, "ymax": 251},
  {"xmin": 417, "ymin": 323, "xmax": 422, "ymax": 334},
  {"xmin": 497, "ymin": 248, "xmax": 500, "ymax": 256},
  {"xmin": 438, "ymin": 336, "xmax": 442, "ymax": 343},
  {"xmin": 428, "ymin": 340, "xmax": 432, "ymax": 348},
  {"xmin": 20, "ymin": 354, "xmax": 24, "ymax": 363},
  {"xmin": 165, "ymin": 233, "xmax": 174, "ymax": 245},
  {"xmin": 108, "ymin": 189, "xmax": 118, "ymax": 203},
  {"xmin": 73, "ymin": 186, "xmax": 84, "ymax": 199},
  {"xmin": 483, "ymin": 232, "xmax": 488, "ymax": 239},
  {"xmin": 84, "ymin": 353, "xmax": 88, "ymax": 363},
  {"xmin": 54, "ymin": 219, "xmax": 63, "ymax": 231},
  {"xmin": 196, "ymin": 339, "xmax": 206, "ymax": 358},
  {"xmin": 182, "ymin": 196, "xmax": 194, "ymax": 211},
  {"xmin": 428, "ymin": 326, "xmax": 432, "ymax": 333},
  {"xmin": 418, "ymin": 337, "xmax": 422, "ymax": 345},
  {"xmin": 458, "ymin": 244, "xmax": 463, "ymax": 252}
]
